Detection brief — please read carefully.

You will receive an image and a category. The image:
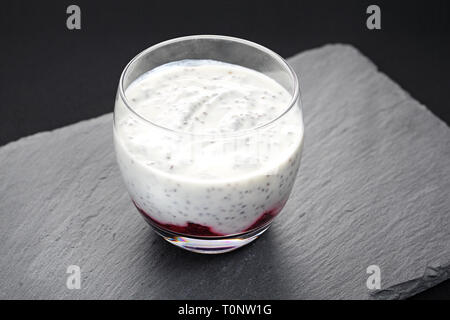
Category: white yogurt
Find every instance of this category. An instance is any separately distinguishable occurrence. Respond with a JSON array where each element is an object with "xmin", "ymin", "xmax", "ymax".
[{"xmin": 114, "ymin": 60, "xmax": 303, "ymax": 236}]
